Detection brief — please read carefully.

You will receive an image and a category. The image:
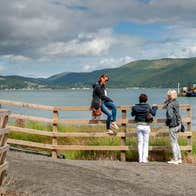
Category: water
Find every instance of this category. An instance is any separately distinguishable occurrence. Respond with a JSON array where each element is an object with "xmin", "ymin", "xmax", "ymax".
[{"xmin": 0, "ymin": 88, "xmax": 195, "ymax": 129}]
